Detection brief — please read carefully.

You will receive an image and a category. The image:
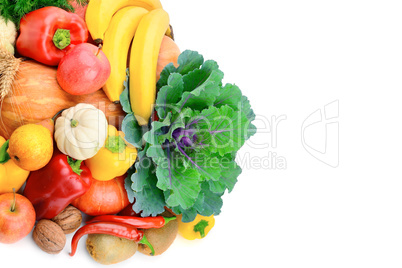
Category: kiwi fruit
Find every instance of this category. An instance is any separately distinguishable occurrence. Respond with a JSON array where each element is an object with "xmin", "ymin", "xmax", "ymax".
[
  {"xmin": 86, "ymin": 234, "xmax": 138, "ymax": 265},
  {"xmin": 138, "ymin": 211, "xmax": 179, "ymax": 256}
]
